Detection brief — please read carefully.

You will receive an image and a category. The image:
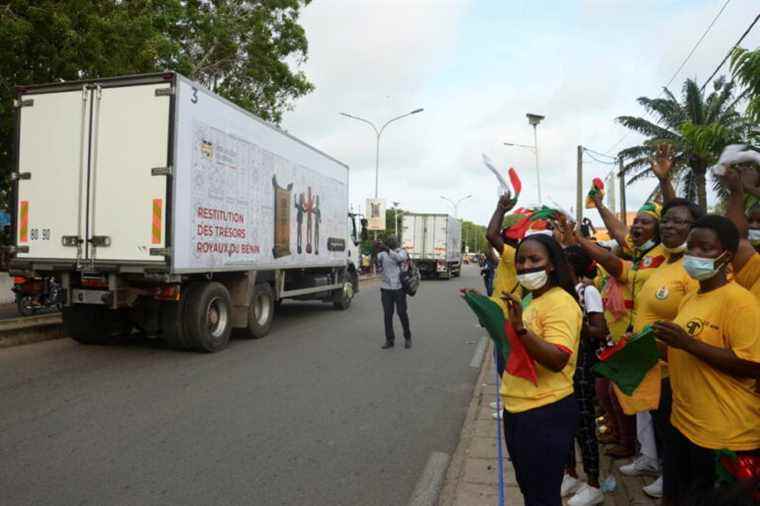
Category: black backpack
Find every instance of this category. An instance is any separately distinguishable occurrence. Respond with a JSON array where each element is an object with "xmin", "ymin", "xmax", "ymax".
[{"xmin": 400, "ymin": 258, "xmax": 421, "ymax": 296}]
